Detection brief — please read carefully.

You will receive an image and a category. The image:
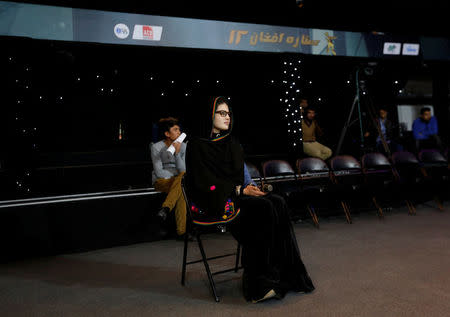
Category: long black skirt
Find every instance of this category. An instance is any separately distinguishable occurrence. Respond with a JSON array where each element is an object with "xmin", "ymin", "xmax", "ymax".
[{"xmin": 228, "ymin": 193, "xmax": 315, "ymax": 301}]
